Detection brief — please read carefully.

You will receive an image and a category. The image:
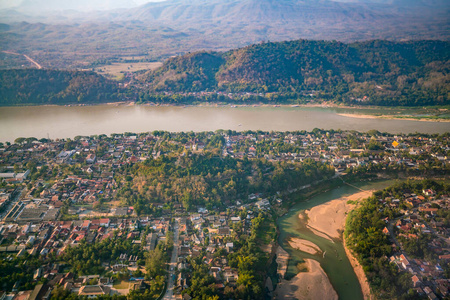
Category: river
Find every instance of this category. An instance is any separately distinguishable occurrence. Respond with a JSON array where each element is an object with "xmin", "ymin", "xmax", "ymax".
[
  {"xmin": 276, "ymin": 180, "xmax": 396, "ymax": 300},
  {"xmin": 0, "ymin": 105, "xmax": 448, "ymax": 142}
]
